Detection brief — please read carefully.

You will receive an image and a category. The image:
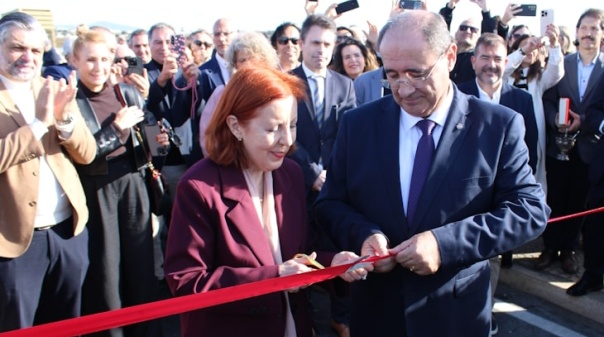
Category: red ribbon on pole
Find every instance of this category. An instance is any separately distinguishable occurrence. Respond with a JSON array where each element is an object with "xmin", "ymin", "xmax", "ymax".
[{"xmin": 0, "ymin": 255, "xmax": 386, "ymax": 337}]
